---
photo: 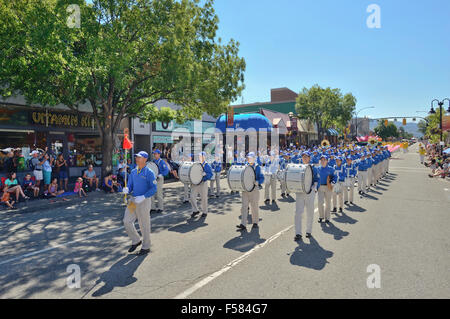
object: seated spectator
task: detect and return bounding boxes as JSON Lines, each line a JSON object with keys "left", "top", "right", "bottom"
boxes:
{"left": 74, "top": 177, "right": 87, "bottom": 198}
{"left": 4, "top": 172, "right": 29, "bottom": 202}
{"left": 83, "top": 164, "right": 100, "bottom": 192}
{"left": 1, "top": 187, "right": 15, "bottom": 209}
{"left": 45, "top": 178, "right": 67, "bottom": 202}
{"left": 22, "top": 173, "right": 40, "bottom": 198}
{"left": 102, "top": 172, "right": 120, "bottom": 193}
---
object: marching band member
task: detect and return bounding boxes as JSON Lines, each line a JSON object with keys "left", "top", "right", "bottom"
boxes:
{"left": 366, "top": 151, "right": 374, "bottom": 189}
{"left": 332, "top": 156, "right": 346, "bottom": 214}
{"left": 294, "top": 151, "right": 319, "bottom": 241}
{"left": 122, "top": 151, "right": 157, "bottom": 256}
{"left": 191, "top": 152, "right": 213, "bottom": 218}
{"left": 264, "top": 150, "right": 279, "bottom": 205}
{"left": 358, "top": 153, "right": 368, "bottom": 195}
{"left": 209, "top": 155, "right": 222, "bottom": 198}
{"left": 344, "top": 156, "right": 357, "bottom": 205}
{"left": 317, "top": 155, "right": 337, "bottom": 223}
{"left": 236, "top": 152, "right": 264, "bottom": 231}
{"left": 151, "top": 149, "right": 169, "bottom": 213}
{"left": 181, "top": 153, "right": 193, "bottom": 203}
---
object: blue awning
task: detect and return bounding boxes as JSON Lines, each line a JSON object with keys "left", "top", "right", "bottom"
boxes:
{"left": 327, "top": 128, "right": 339, "bottom": 136}
{"left": 216, "top": 113, "right": 273, "bottom": 132}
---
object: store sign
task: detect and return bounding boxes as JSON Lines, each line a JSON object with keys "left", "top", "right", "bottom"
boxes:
{"left": 153, "top": 135, "right": 173, "bottom": 143}
{"left": 155, "top": 120, "right": 215, "bottom": 133}
{"left": 30, "top": 110, "right": 95, "bottom": 128}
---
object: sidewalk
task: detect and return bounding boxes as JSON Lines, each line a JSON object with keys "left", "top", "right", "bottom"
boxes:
{"left": 1, "top": 175, "right": 228, "bottom": 215}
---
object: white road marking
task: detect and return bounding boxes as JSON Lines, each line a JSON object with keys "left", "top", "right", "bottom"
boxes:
{"left": 174, "top": 208, "right": 319, "bottom": 299}
{"left": 0, "top": 210, "right": 188, "bottom": 266}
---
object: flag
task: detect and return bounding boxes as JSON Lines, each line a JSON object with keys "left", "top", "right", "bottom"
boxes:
{"left": 123, "top": 133, "right": 133, "bottom": 150}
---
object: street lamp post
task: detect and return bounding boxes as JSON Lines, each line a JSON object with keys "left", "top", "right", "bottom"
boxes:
{"left": 354, "top": 106, "right": 375, "bottom": 138}
{"left": 429, "top": 98, "right": 450, "bottom": 154}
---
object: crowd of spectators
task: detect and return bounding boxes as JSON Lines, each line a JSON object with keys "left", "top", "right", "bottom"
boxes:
{"left": 420, "top": 142, "right": 450, "bottom": 179}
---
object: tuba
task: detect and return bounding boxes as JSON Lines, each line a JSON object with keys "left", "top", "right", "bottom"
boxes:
{"left": 321, "top": 139, "right": 331, "bottom": 148}
{"left": 368, "top": 137, "right": 378, "bottom": 146}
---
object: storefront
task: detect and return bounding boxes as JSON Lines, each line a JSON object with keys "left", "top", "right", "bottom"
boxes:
{"left": 0, "top": 103, "right": 102, "bottom": 178}
{"left": 151, "top": 119, "right": 217, "bottom": 158}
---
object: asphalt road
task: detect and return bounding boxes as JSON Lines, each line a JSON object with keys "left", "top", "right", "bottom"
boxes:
{"left": 0, "top": 143, "right": 448, "bottom": 299}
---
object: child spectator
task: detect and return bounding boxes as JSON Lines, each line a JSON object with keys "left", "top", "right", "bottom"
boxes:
{"left": 45, "top": 178, "right": 67, "bottom": 202}
{"left": 74, "top": 177, "right": 87, "bottom": 198}
{"left": 2, "top": 187, "right": 16, "bottom": 209}
{"left": 22, "top": 173, "right": 39, "bottom": 198}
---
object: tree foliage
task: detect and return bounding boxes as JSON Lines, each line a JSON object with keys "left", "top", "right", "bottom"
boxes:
{"left": 0, "top": 0, "right": 245, "bottom": 174}
{"left": 295, "top": 84, "right": 356, "bottom": 140}
{"left": 374, "top": 120, "right": 398, "bottom": 140}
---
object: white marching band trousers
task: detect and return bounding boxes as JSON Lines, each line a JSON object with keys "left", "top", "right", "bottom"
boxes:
{"left": 295, "top": 191, "right": 316, "bottom": 234}
{"left": 264, "top": 174, "right": 277, "bottom": 201}
{"left": 123, "top": 197, "right": 152, "bottom": 250}
{"left": 332, "top": 184, "right": 344, "bottom": 209}
{"left": 317, "top": 185, "right": 332, "bottom": 220}
{"left": 209, "top": 173, "right": 220, "bottom": 196}
{"left": 241, "top": 188, "right": 260, "bottom": 226}
{"left": 343, "top": 178, "right": 355, "bottom": 203}
{"left": 151, "top": 176, "right": 164, "bottom": 210}
{"left": 191, "top": 181, "right": 208, "bottom": 214}
{"left": 358, "top": 171, "right": 368, "bottom": 193}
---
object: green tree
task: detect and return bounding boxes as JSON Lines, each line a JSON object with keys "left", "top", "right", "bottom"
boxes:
{"left": 295, "top": 84, "right": 356, "bottom": 141}
{"left": 417, "top": 120, "right": 428, "bottom": 136}
{"left": 0, "top": 0, "right": 245, "bottom": 175}
{"left": 374, "top": 120, "right": 398, "bottom": 140}
{"left": 425, "top": 108, "right": 448, "bottom": 143}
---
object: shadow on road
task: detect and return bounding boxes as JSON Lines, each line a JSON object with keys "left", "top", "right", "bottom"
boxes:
{"left": 289, "top": 237, "right": 333, "bottom": 270}
{"left": 90, "top": 254, "right": 146, "bottom": 297}
{"left": 332, "top": 211, "right": 358, "bottom": 225}
{"left": 223, "top": 227, "right": 265, "bottom": 253}
{"left": 167, "top": 217, "right": 209, "bottom": 234}
{"left": 346, "top": 204, "right": 366, "bottom": 213}
{"left": 320, "top": 221, "right": 349, "bottom": 240}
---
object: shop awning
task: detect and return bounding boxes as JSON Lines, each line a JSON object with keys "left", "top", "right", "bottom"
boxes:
{"left": 327, "top": 128, "right": 339, "bottom": 136}
{"left": 216, "top": 113, "right": 273, "bottom": 132}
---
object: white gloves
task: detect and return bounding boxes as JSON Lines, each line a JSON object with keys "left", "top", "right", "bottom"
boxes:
{"left": 254, "top": 181, "right": 259, "bottom": 186}
{"left": 134, "top": 195, "right": 145, "bottom": 204}
{"left": 122, "top": 187, "right": 129, "bottom": 194}
{"left": 202, "top": 172, "right": 206, "bottom": 176}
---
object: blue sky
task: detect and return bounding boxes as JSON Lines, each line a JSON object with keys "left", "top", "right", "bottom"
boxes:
{"left": 213, "top": 0, "right": 450, "bottom": 122}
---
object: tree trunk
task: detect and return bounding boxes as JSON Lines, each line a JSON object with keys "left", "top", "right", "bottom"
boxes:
{"left": 101, "top": 118, "right": 114, "bottom": 179}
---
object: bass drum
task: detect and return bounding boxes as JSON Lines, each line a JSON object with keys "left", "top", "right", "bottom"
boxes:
{"left": 178, "top": 162, "right": 204, "bottom": 185}
{"left": 146, "top": 161, "right": 160, "bottom": 177}
{"left": 227, "top": 165, "right": 256, "bottom": 192}
{"left": 285, "top": 164, "right": 313, "bottom": 194}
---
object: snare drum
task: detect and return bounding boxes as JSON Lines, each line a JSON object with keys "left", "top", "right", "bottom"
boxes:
{"left": 343, "top": 177, "right": 352, "bottom": 187}
{"left": 276, "top": 169, "right": 286, "bottom": 183}
{"left": 178, "top": 162, "right": 204, "bottom": 185}
{"left": 333, "top": 182, "right": 343, "bottom": 194}
{"left": 227, "top": 165, "right": 256, "bottom": 192}
{"left": 146, "top": 162, "right": 160, "bottom": 177}
{"left": 285, "top": 164, "right": 313, "bottom": 194}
